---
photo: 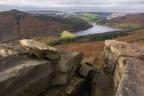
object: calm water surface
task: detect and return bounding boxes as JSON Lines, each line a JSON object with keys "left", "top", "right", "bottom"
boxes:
{"left": 75, "top": 23, "right": 119, "bottom": 36}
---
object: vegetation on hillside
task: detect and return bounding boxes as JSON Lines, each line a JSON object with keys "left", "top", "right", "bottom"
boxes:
{"left": 105, "top": 13, "right": 144, "bottom": 30}
{"left": 117, "top": 23, "right": 143, "bottom": 29}
{"left": 35, "top": 15, "right": 92, "bottom": 32}
{"left": 106, "top": 23, "right": 143, "bottom": 30}
{"left": 60, "top": 30, "right": 76, "bottom": 39}
{"left": 76, "top": 13, "right": 99, "bottom": 22}
{"left": 74, "top": 13, "right": 107, "bottom": 24}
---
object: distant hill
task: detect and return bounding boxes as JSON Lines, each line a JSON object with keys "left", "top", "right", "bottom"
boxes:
{"left": 107, "top": 13, "right": 127, "bottom": 20}
{"left": 74, "top": 12, "right": 112, "bottom": 17}
{"left": 106, "top": 13, "right": 144, "bottom": 29}
{"left": 28, "top": 10, "right": 64, "bottom": 15}
{"left": 73, "top": 12, "right": 110, "bottom": 24}
{"left": 0, "top": 9, "right": 91, "bottom": 42}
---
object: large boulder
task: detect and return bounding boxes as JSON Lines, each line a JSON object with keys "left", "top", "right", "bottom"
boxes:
{"left": 20, "top": 39, "right": 60, "bottom": 60}
{"left": 51, "top": 51, "right": 83, "bottom": 86}
{"left": 57, "top": 51, "right": 83, "bottom": 73}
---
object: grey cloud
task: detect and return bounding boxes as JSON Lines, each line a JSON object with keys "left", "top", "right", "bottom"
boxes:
{"left": 0, "top": 0, "right": 144, "bottom": 12}
{"left": 0, "top": 0, "right": 144, "bottom": 6}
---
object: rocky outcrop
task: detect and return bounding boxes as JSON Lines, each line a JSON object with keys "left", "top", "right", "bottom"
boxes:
{"left": 104, "top": 40, "right": 144, "bottom": 96}
{"left": 0, "top": 39, "right": 83, "bottom": 96}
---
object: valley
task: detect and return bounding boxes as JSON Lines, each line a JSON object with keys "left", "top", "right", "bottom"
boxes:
{"left": 0, "top": 9, "right": 144, "bottom": 96}
{"left": 0, "top": 9, "right": 91, "bottom": 42}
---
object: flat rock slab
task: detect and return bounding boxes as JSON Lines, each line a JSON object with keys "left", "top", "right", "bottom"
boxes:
{"left": 105, "top": 40, "right": 144, "bottom": 58}
{"left": 20, "top": 39, "right": 57, "bottom": 51}
{"left": 0, "top": 55, "right": 28, "bottom": 72}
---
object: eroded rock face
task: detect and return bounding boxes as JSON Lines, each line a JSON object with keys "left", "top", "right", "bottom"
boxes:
{"left": 115, "top": 58, "right": 144, "bottom": 96}
{"left": 0, "top": 58, "right": 54, "bottom": 96}
{"left": 104, "top": 40, "right": 144, "bottom": 96}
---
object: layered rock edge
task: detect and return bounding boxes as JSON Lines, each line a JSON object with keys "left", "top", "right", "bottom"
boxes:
{"left": 104, "top": 40, "right": 144, "bottom": 96}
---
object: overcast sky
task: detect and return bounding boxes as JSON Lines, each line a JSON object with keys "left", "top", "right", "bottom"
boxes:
{"left": 0, "top": 0, "right": 144, "bottom": 12}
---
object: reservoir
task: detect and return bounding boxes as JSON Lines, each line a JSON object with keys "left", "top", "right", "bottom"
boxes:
{"left": 75, "top": 23, "right": 119, "bottom": 36}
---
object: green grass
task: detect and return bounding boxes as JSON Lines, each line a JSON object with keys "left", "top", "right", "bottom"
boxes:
{"left": 75, "top": 13, "right": 100, "bottom": 22}
{"left": 75, "top": 13, "right": 107, "bottom": 24}
{"left": 80, "top": 13, "right": 99, "bottom": 21}
{"left": 60, "top": 30, "right": 76, "bottom": 39}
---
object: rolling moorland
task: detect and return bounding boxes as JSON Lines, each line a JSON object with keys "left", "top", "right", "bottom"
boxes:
{"left": 0, "top": 10, "right": 144, "bottom": 96}
{"left": 0, "top": 9, "right": 91, "bottom": 42}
